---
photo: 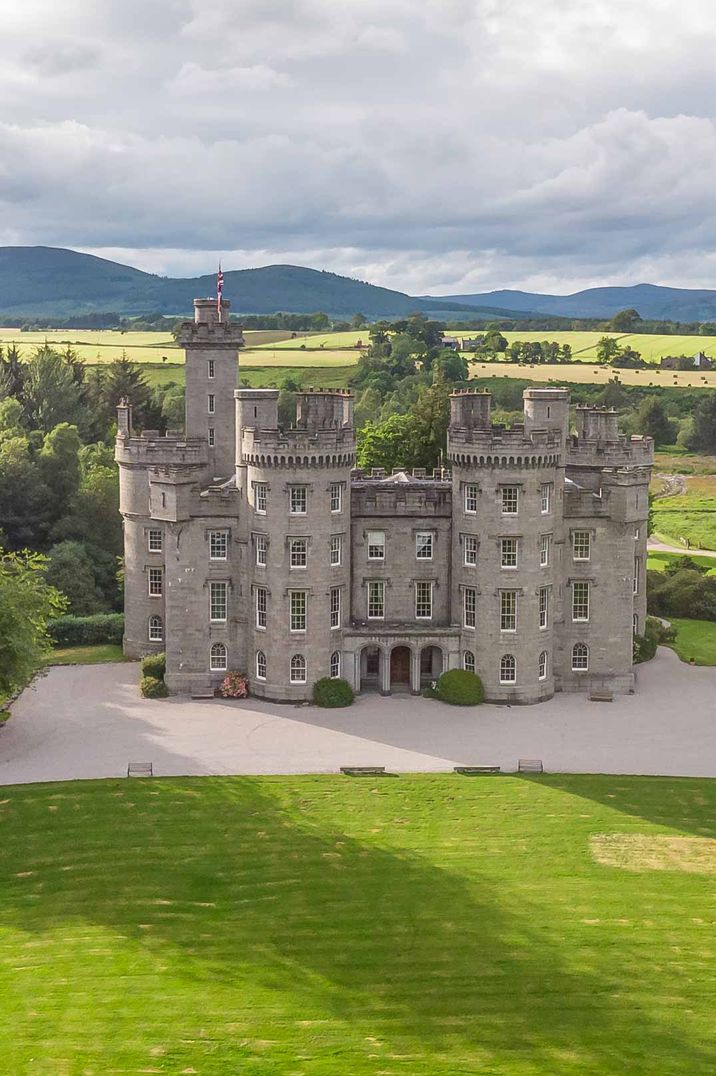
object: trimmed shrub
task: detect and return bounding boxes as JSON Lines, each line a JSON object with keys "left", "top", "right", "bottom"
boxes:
{"left": 312, "top": 677, "right": 354, "bottom": 708}
{"left": 47, "top": 613, "right": 124, "bottom": 648}
{"left": 634, "top": 616, "right": 675, "bottom": 664}
{"left": 435, "top": 669, "right": 485, "bottom": 706}
{"left": 141, "top": 652, "right": 166, "bottom": 680}
{"left": 140, "top": 675, "right": 168, "bottom": 699}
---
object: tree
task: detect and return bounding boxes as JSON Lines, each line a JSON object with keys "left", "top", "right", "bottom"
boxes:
{"left": 0, "top": 435, "right": 52, "bottom": 549}
{"left": 596, "top": 337, "right": 621, "bottom": 363}
{"left": 686, "top": 393, "right": 716, "bottom": 452}
{"left": 357, "top": 412, "right": 417, "bottom": 472}
{"left": 100, "top": 354, "right": 159, "bottom": 430}
{"left": 0, "top": 548, "right": 66, "bottom": 697}
{"left": 407, "top": 378, "right": 451, "bottom": 470}
{"left": 610, "top": 308, "right": 642, "bottom": 332}
{"left": 45, "top": 540, "right": 106, "bottom": 615}
{"left": 22, "top": 346, "right": 86, "bottom": 432}
{"left": 431, "top": 349, "right": 469, "bottom": 383}
{"left": 37, "top": 423, "right": 82, "bottom": 522}
{"left": 351, "top": 314, "right": 366, "bottom": 329}
{"left": 483, "top": 329, "right": 508, "bottom": 352}
{"left": 353, "top": 387, "right": 383, "bottom": 431}
{"left": 635, "top": 398, "right": 676, "bottom": 446}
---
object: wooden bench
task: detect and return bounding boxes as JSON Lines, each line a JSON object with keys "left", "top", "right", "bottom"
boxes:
{"left": 518, "top": 758, "right": 544, "bottom": 774}
{"left": 127, "top": 762, "right": 153, "bottom": 778}
{"left": 589, "top": 690, "right": 614, "bottom": 703}
{"left": 191, "top": 692, "right": 215, "bottom": 700}
{"left": 340, "top": 766, "right": 387, "bottom": 777}
{"left": 454, "top": 765, "right": 501, "bottom": 776}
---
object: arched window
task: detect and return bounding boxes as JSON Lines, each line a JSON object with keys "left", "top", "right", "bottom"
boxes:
{"left": 633, "top": 612, "right": 639, "bottom": 635}
{"left": 210, "top": 642, "right": 227, "bottom": 671}
{"left": 572, "top": 643, "right": 589, "bottom": 671}
{"left": 330, "top": 650, "right": 340, "bottom": 679}
{"left": 500, "top": 654, "right": 516, "bottom": 684}
{"left": 463, "top": 650, "right": 475, "bottom": 673}
{"left": 148, "top": 614, "right": 163, "bottom": 642}
{"left": 538, "top": 650, "right": 548, "bottom": 681}
{"left": 256, "top": 650, "right": 267, "bottom": 680}
{"left": 290, "top": 654, "right": 307, "bottom": 683}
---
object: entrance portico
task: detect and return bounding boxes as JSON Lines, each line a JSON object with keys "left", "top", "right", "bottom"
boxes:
{"left": 344, "top": 629, "right": 460, "bottom": 696}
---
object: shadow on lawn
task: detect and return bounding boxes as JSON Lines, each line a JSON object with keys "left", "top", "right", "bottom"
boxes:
{"left": 533, "top": 773, "right": 716, "bottom": 839}
{"left": 2, "top": 775, "right": 715, "bottom": 1073}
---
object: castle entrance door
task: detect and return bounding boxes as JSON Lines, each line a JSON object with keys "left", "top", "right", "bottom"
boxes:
{"left": 390, "top": 646, "right": 411, "bottom": 690}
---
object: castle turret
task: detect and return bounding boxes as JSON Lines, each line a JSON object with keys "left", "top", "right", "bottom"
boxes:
{"left": 176, "top": 298, "right": 244, "bottom": 482}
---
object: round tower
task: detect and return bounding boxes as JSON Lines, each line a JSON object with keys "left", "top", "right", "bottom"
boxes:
{"left": 447, "top": 388, "right": 567, "bottom": 702}
{"left": 236, "top": 388, "right": 355, "bottom": 700}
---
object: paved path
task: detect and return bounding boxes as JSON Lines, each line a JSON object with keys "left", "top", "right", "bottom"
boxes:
{"left": 648, "top": 538, "right": 716, "bottom": 558}
{"left": 1, "top": 648, "right": 715, "bottom": 785}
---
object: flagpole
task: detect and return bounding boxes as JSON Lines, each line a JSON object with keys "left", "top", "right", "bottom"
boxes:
{"left": 217, "top": 262, "right": 223, "bottom": 323}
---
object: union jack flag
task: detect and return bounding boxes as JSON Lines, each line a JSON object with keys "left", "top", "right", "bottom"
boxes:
{"left": 217, "top": 264, "right": 224, "bottom": 319}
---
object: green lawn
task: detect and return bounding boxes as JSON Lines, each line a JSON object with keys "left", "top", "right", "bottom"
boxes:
{"left": 1, "top": 774, "right": 716, "bottom": 1073}
{"left": 47, "top": 643, "right": 126, "bottom": 665}
{"left": 647, "top": 551, "right": 716, "bottom": 574}
{"left": 666, "top": 618, "right": 716, "bottom": 665}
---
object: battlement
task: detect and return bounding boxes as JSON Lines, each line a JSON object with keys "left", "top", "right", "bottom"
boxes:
{"left": 447, "top": 423, "right": 563, "bottom": 468}
{"left": 115, "top": 433, "right": 208, "bottom": 469}
{"left": 351, "top": 467, "right": 451, "bottom": 482}
{"left": 240, "top": 424, "right": 356, "bottom": 468}
{"left": 351, "top": 481, "right": 452, "bottom": 517}
{"left": 567, "top": 433, "right": 653, "bottom": 469}
{"left": 176, "top": 298, "right": 244, "bottom": 348}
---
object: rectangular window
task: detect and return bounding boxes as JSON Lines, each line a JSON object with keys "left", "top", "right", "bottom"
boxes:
{"left": 209, "top": 581, "right": 227, "bottom": 622}
{"left": 148, "top": 567, "right": 163, "bottom": 597}
{"left": 539, "top": 534, "right": 550, "bottom": 567}
{"left": 464, "top": 534, "right": 478, "bottom": 566}
{"left": 572, "top": 530, "right": 591, "bottom": 561}
{"left": 367, "top": 530, "right": 385, "bottom": 560}
{"left": 633, "top": 558, "right": 639, "bottom": 595}
{"left": 330, "top": 483, "right": 342, "bottom": 512}
{"left": 572, "top": 581, "right": 590, "bottom": 622}
{"left": 209, "top": 530, "right": 228, "bottom": 560}
{"left": 539, "top": 586, "right": 550, "bottom": 629}
{"left": 367, "top": 581, "right": 384, "bottom": 619}
{"left": 148, "top": 529, "right": 163, "bottom": 553}
{"left": 290, "top": 537, "right": 308, "bottom": 568}
{"left": 464, "top": 484, "right": 479, "bottom": 513}
{"left": 208, "top": 427, "right": 215, "bottom": 447}
{"left": 500, "top": 537, "right": 518, "bottom": 568}
{"left": 207, "top": 359, "right": 215, "bottom": 379}
{"left": 254, "top": 482, "right": 268, "bottom": 513}
{"left": 255, "top": 533, "right": 267, "bottom": 567}
{"left": 500, "top": 590, "right": 517, "bottom": 631}
{"left": 501, "top": 486, "right": 519, "bottom": 514}
{"left": 290, "top": 486, "right": 307, "bottom": 514}
{"left": 330, "top": 535, "right": 342, "bottom": 566}
{"left": 415, "top": 581, "right": 433, "bottom": 620}
{"left": 463, "top": 587, "right": 476, "bottom": 629}
{"left": 207, "top": 393, "right": 215, "bottom": 415}
{"left": 540, "top": 483, "right": 552, "bottom": 514}
{"left": 290, "top": 590, "right": 307, "bottom": 631}
{"left": 415, "top": 532, "right": 433, "bottom": 559}
{"left": 330, "top": 587, "right": 341, "bottom": 629}
{"left": 256, "top": 586, "right": 267, "bottom": 629}
{"left": 148, "top": 617, "right": 163, "bottom": 642}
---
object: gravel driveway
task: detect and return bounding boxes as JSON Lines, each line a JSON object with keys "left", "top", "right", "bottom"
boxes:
{"left": 1, "top": 647, "right": 714, "bottom": 785}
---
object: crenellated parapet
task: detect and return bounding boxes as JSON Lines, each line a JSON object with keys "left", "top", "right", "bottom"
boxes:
{"left": 115, "top": 433, "right": 208, "bottom": 469}
{"left": 566, "top": 434, "right": 653, "bottom": 470}
{"left": 175, "top": 298, "right": 245, "bottom": 349}
{"left": 240, "top": 427, "right": 355, "bottom": 468}
{"left": 447, "top": 425, "right": 563, "bottom": 468}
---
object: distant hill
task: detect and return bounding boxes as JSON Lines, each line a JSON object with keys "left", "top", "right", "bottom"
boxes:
{"left": 425, "top": 283, "right": 716, "bottom": 322}
{"left": 0, "top": 247, "right": 523, "bottom": 320}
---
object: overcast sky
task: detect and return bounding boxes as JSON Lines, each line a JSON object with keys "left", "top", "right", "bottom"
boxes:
{"left": 2, "top": 0, "right": 716, "bottom": 294}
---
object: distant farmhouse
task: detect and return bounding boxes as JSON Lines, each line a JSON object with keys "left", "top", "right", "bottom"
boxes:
{"left": 117, "top": 298, "right": 653, "bottom": 704}
{"left": 441, "top": 334, "right": 484, "bottom": 351}
{"left": 661, "top": 351, "right": 714, "bottom": 370}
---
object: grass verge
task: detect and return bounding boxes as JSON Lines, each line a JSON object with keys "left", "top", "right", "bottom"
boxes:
{"left": 665, "top": 617, "right": 716, "bottom": 665}
{"left": 1, "top": 774, "right": 716, "bottom": 1073}
{"left": 47, "top": 644, "right": 127, "bottom": 666}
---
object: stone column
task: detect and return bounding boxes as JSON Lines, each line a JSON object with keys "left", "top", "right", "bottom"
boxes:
{"left": 380, "top": 647, "right": 391, "bottom": 695}
{"left": 410, "top": 648, "right": 421, "bottom": 695}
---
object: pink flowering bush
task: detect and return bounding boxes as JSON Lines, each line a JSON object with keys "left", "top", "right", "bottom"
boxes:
{"left": 219, "top": 672, "right": 249, "bottom": 699}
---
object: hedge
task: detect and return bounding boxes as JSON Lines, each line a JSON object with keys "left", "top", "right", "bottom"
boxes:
{"left": 140, "top": 675, "right": 169, "bottom": 699}
{"left": 312, "top": 677, "right": 354, "bottom": 708}
{"left": 435, "top": 669, "right": 485, "bottom": 706}
{"left": 48, "top": 613, "right": 124, "bottom": 648}
{"left": 141, "top": 652, "right": 166, "bottom": 680}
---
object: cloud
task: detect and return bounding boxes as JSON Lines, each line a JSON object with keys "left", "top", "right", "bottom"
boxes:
{"left": 1, "top": 0, "right": 716, "bottom": 292}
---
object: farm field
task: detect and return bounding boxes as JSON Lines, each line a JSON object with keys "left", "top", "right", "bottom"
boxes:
{"left": 2, "top": 773, "right": 716, "bottom": 1074}
{"left": 468, "top": 360, "right": 716, "bottom": 388}
{"left": 0, "top": 328, "right": 294, "bottom": 364}
{"left": 651, "top": 474, "right": 716, "bottom": 551}
{"left": 493, "top": 331, "right": 716, "bottom": 363}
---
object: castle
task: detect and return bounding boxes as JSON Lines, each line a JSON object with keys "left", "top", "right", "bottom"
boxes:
{"left": 116, "top": 298, "right": 653, "bottom": 703}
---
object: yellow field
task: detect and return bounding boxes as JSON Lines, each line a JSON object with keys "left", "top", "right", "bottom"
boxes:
{"left": 468, "top": 361, "right": 716, "bottom": 389}
{"left": 252, "top": 330, "right": 367, "bottom": 350}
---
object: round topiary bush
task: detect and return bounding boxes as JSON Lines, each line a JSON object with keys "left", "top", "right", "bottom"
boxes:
{"left": 140, "top": 675, "right": 169, "bottom": 699}
{"left": 435, "top": 668, "right": 484, "bottom": 706}
{"left": 141, "top": 652, "right": 166, "bottom": 680}
{"left": 312, "top": 677, "right": 354, "bottom": 708}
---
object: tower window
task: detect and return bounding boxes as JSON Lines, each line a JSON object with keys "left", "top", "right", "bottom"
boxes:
{"left": 209, "top": 581, "right": 227, "bottom": 622}
{"left": 209, "top": 530, "right": 228, "bottom": 560}
{"left": 501, "top": 486, "right": 519, "bottom": 514}
{"left": 148, "top": 529, "right": 163, "bottom": 553}
{"left": 290, "top": 590, "right": 307, "bottom": 632}
{"left": 207, "top": 359, "right": 215, "bottom": 379}
{"left": 207, "top": 393, "right": 215, "bottom": 415}
{"left": 367, "top": 581, "right": 385, "bottom": 619}
{"left": 210, "top": 642, "right": 227, "bottom": 671}
{"left": 572, "top": 643, "right": 589, "bottom": 671}
{"left": 290, "top": 654, "right": 307, "bottom": 683}
{"left": 330, "top": 587, "right": 341, "bottom": 629}
{"left": 148, "top": 615, "right": 163, "bottom": 642}
{"left": 500, "top": 654, "right": 516, "bottom": 684}
{"left": 464, "top": 535, "right": 478, "bottom": 565}
{"left": 500, "top": 590, "right": 517, "bottom": 631}
{"left": 572, "top": 582, "right": 590, "bottom": 622}
{"left": 463, "top": 587, "right": 476, "bottom": 628}
{"left": 256, "top": 586, "right": 267, "bottom": 629}
{"left": 290, "top": 486, "right": 307, "bottom": 514}
{"left": 148, "top": 568, "right": 163, "bottom": 597}
{"left": 208, "top": 427, "right": 215, "bottom": 447}
{"left": 256, "top": 650, "right": 267, "bottom": 680}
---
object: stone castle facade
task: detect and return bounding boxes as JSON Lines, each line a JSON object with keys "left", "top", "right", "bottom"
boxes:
{"left": 116, "top": 298, "right": 654, "bottom": 703}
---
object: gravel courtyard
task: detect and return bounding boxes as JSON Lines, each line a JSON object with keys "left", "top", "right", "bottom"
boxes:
{"left": 1, "top": 647, "right": 714, "bottom": 785}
